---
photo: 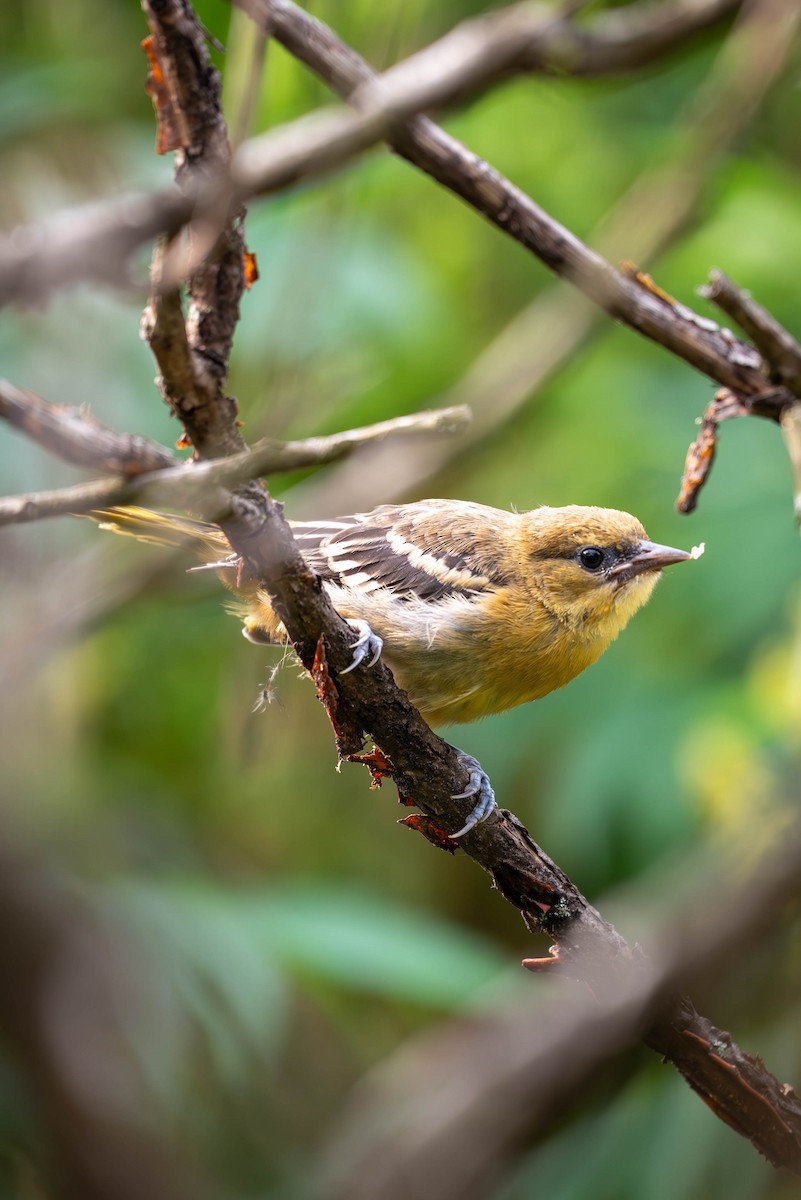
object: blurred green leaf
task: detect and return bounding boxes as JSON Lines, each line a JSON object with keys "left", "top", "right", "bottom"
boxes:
{"left": 111, "top": 878, "right": 509, "bottom": 1011}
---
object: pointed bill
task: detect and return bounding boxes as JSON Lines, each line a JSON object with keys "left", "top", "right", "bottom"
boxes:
{"left": 610, "top": 539, "right": 693, "bottom": 584}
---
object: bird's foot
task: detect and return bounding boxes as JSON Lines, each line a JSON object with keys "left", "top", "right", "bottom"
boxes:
{"left": 450, "top": 751, "right": 497, "bottom": 839}
{"left": 341, "top": 618, "right": 384, "bottom": 674}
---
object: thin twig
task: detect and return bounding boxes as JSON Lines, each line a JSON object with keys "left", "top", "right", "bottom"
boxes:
{"left": 701, "top": 268, "right": 801, "bottom": 394}
{"left": 679, "top": 265, "right": 801, "bottom": 510}
{"left": 0, "top": 380, "right": 177, "bottom": 475}
{"left": 0, "top": 406, "right": 471, "bottom": 526}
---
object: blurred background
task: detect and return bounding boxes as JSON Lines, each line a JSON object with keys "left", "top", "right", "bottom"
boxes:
{"left": 1, "top": 0, "right": 801, "bottom": 1196}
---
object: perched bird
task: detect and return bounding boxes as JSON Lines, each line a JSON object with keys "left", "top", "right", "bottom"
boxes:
{"left": 91, "top": 500, "right": 698, "bottom": 835}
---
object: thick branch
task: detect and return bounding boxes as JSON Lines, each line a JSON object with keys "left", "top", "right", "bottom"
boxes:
{"left": 141, "top": 2, "right": 247, "bottom": 455}
{"left": 321, "top": 835, "right": 801, "bottom": 1198}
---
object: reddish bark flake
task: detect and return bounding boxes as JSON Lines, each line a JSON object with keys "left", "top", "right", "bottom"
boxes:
{"left": 347, "top": 747, "right": 393, "bottom": 789}
{"left": 399, "top": 813, "right": 458, "bottom": 853}
{"left": 141, "top": 35, "right": 182, "bottom": 155}
{"left": 243, "top": 251, "right": 260, "bottom": 289}
{"left": 311, "top": 636, "right": 338, "bottom": 717}
{"left": 620, "top": 260, "right": 677, "bottom": 306}
{"left": 521, "top": 953, "right": 561, "bottom": 973}
{"left": 310, "top": 636, "right": 362, "bottom": 757}
{"left": 694, "top": 1087, "right": 750, "bottom": 1136}
{"left": 681, "top": 1028, "right": 796, "bottom": 1137}
{"left": 677, "top": 418, "right": 718, "bottom": 514}
{"left": 676, "top": 389, "right": 748, "bottom": 513}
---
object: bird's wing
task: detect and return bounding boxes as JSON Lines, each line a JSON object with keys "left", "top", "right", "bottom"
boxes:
{"left": 290, "top": 501, "right": 512, "bottom": 601}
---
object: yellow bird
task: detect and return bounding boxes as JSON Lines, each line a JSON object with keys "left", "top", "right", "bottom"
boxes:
{"left": 92, "top": 500, "right": 697, "bottom": 835}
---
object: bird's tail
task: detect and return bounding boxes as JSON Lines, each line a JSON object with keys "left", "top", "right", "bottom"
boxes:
{"left": 86, "top": 506, "right": 231, "bottom": 559}
{"left": 86, "top": 507, "right": 269, "bottom": 632}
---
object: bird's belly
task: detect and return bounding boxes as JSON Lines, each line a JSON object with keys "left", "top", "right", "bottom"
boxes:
{"left": 379, "top": 611, "right": 603, "bottom": 726}
{"left": 385, "top": 642, "right": 587, "bottom": 726}
{"left": 316, "top": 585, "right": 608, "bottom": 728}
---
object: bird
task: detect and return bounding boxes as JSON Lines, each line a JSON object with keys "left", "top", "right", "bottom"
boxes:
{"left": 90, "top": 500, "right": 699, "bottom": 836}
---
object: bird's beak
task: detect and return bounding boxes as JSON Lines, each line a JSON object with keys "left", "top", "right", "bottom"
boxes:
{"left": 610, "top": 540, "right": 693, "bottom": 584}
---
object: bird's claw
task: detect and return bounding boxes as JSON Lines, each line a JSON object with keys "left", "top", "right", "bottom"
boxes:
{"left": 450, "top": 752, "right": 497, "bottom": 838}
{"left": 341, "top": 618, "right": 384, "bottom": 674}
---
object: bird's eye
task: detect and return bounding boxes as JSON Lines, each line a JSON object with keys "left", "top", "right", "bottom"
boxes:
{"left": 578, "top": 546, "right": 606, "bottom": 571}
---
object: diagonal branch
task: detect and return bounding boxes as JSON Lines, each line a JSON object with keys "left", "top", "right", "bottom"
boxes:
{"left": 1, "top": 0, "right": 741, "bottom": 306}
{"left": 0, "top": 380, "right": 177, "bottom": 475}
{"left": 320, "top": 834, "right": 801, "bottom": 1198}
{"left": 245, "top": 0, "right": 796, "bottom": 407}
{"left": 299, "top": 0, "right": 797, "bottom": 515}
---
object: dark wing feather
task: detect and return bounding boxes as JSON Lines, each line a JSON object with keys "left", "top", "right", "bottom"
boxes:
{"left": 289, "top": 501, "right": 511, "bottom": 601}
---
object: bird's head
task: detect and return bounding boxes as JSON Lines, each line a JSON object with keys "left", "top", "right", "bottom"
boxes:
{"left": 521, "top": 505, "right": 694, "bottom": 637}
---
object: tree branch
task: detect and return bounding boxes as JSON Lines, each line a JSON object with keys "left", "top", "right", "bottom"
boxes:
{"left": 0, "top": 0, "right": 742, "bottom": 306}
{"left": 5, "top": 0, "right": 798, "bottom": 1177}
{"left": 92, "top": 0, "right": 801, "bottom": 1172}
{"left": 701, "top": 268, "right": 801, "bottom": 394}
{"left": 0, "top": 405, "right": 471, "bottom": 526}
{"left": 245, "top": 0, "right": 795, "bottom": 405}
{"left": 299, "top": 0, "right": 797, "bottom": 516}
{"left": 320, "top": 834, "right": 801, "bottom": 1198}
{"left": 142, "top": 0, "right": 249, "bottom": 446}
{"left": 677, "top": 268, "right": 801, "bottom": 511}
{"left": 0, "top": 380, "right": 177, "bottom": 475}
